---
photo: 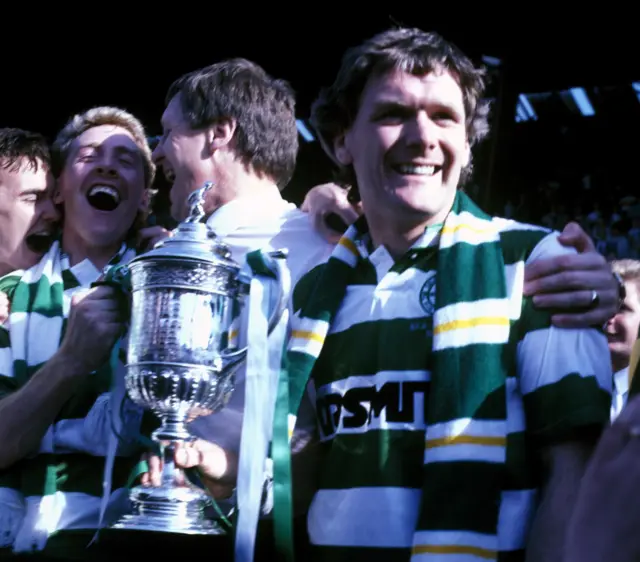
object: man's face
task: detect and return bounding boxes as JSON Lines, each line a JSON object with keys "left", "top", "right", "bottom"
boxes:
{"left": 55, "top": 124, "right": 147, "bottom": 248}
{"left": 335, "top": 69, "right": 470, "bottom": 230}
{"left": 0, "top": 160, "right": 58, "bottom": 274}
{"left": 605, "top": 281, "right": 640, "bottom": 369}
{"left": 153, "top": 95, "right": 217, "bottom": 221}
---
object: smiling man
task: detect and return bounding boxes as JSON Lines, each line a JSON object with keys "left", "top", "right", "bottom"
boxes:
{"left": 0, "top": 128, "right": 59, "bottom": 278}
{"left": 0, "top": 107, "right": 159, "bottom": 560}
{"left": 274, "top": 27, "right": 614, "bottom": 562}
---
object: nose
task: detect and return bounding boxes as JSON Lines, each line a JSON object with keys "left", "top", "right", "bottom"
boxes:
{"left": 406, "top": 112, "right": 438, "bottom": 149}
{"left": 604, "top": 314, "right": 619, "bottom": 334}
{"left": 42, "top": 197, "right": 61, "bottom": 224}
{"left": 151, "top": 139, "right": 164, "bottom": 164}
{"left": 95, "top": 151, "right": 120, "bottom": 178}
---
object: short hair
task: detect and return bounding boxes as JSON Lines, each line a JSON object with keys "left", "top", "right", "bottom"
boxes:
{"left": 0, "top": 128, "right": 51, "bottom": 174}
{"left": 311, "top": 27, "right": 490, "bottom": 196}
{"left": 51, "top": 106, "right": 155, "bottom": 189}
{"left": 612, "top": 259, "right": 640, "bottom": 293}
{"left": 166, "top": 58, "right": 298, "bottom": 189}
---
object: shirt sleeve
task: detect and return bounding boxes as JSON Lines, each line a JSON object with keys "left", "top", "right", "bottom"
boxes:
{"left": 517, "top": 232, "right": 613, "bottom": 443}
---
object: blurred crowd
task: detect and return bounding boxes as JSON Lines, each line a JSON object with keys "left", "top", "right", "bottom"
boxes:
{"left": 504, "top": 179, "right": 640, "bottom": 259}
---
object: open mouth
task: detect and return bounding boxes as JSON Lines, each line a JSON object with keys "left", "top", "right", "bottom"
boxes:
{"left": 86, "top": 185, "right": 121, "bottom": 211}
{"left": 393, "top": 164, "right": 443, "bottom": 176}
{"left": 25, "top": 231, "right": 55, "bottom": 254}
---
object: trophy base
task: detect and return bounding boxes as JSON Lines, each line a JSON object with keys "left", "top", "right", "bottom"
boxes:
{"left": 112, "top": 484, "right": 226, "bottom": 535}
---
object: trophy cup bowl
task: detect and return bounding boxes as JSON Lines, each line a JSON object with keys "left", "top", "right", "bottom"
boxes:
{"left": 111, "top": 183, "right": 289, "bottom": 534}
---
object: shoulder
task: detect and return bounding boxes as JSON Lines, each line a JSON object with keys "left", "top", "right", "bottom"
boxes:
{"left": 292, "top": 263, "right": 328, "bottom": 313}
{"left": 492, "top": 217, "right": 566, "bottom": 264}
{"left": 271, "top": 209, "right": 335, "bottom": 284}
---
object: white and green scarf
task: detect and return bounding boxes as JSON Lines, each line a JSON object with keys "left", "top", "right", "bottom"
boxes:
{"left": 271, "top": 191, "right": 512, "bottom": 560}
{"left": 0, "top": 240, "right": 138, "bottom": 553}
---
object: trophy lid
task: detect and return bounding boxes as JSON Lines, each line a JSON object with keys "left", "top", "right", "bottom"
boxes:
{"left": 130, "top": 182, "right": 239, "bottom": 269}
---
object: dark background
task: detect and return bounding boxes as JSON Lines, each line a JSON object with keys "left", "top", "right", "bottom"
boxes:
{"left": 2, "top": 11, "right": 638, "bottom": 216}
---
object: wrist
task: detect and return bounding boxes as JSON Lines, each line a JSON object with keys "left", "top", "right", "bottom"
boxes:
{"left": 52, "top": 348, "right": 92, "bottom": 379}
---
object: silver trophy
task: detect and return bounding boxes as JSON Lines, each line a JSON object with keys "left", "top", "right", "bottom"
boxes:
{"left": 111, "top": 182, "right": 289, "bottom": 534}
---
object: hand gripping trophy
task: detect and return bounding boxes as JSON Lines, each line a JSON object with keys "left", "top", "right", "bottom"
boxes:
{"left": 109, "top": 182, "right": 289, "bottom": 534}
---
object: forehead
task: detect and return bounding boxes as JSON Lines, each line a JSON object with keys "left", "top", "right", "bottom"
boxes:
{"left": 624, "top": 281, "right": 640, "bottom": 305}
{"left": 360, "top": 68, "right": 465, "bottom": 109}
{"left": 0, "top": 160, "right": 53, "bottom": 193}
{"left": 161, "top": 95, "right": 186, "bottom": 127}
{"left": 72, "top": 124, "right": 140, "bottom": 153}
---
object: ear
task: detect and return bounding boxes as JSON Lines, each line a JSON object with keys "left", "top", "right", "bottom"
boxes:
{"left": 205, "top": 118, "right": 237, "bottom": 154}
{"left": 333, "top": 131, "right": 353, "bottom": 166}
{"left": 462, "top": 139, "right": 471, "bottom": 168}
{"left": 52, "top": 186, "right": 63, "bottom": 205}
{"left": 139, "top": 188, "right": 151, "bottom": 213}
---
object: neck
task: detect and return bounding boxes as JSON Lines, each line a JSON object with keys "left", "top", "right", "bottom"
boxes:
{"left": 61, "top": 225, "right": 123, "bottom": 269}
{"left": 228, "top": 173, "right": 282, "bottom": 204}
{"left": 611, "top": 356, "right": 629, "bottom": 376}
{"left": 0, "top": 263, "right": 13, "bottom": 277}
{"left": 206, "top": 171, "right": 282, "bottom": 217}
{"left": 364, "top": 194, "right": 454, "bottom": 261}
{"left": 369, "top": 222, "right": 431, "bottom": 260}
{"left": 367, "top": 209, "right": 447, "bottom": 261}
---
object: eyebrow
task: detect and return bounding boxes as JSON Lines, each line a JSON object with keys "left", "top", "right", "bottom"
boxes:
{"left": 19, "top": 187, "right": 47, "bottom": 195}
{"left": 373, "top": 98, "right": 464, "bottom": 116}
{"left": 76, "top": 143, "right": 140, "bottom": 157}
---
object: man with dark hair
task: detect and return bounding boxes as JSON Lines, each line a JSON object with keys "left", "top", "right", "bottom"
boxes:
{"left": 151, "top": 58, "right": 334, "bottom": 561}
{"left": 272, "top": 27, "right": 612, "bottom": 562}
{"left": 148, "top": 52, "right": 621, "bottom": 562}
{"left": 157, "top": 57, "right": 300, "bottom": 221}
{"left": 0, "top": 128, "right": 59, "bottom": 277}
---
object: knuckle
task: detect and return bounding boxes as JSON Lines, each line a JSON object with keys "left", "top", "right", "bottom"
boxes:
{"left": 557, "top": 254, "right": 574, "bottom": 270}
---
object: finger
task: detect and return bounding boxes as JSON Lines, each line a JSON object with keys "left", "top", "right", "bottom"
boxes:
{"left": 192, "top": 440, "right": 229, "bottom": 481}
{"left": 532, "top": 287, "right": 616, "bottom": 310}
{"left": 84, "top": 285, "right": 123, "bottom": 301}
{"left": 318, "top": 225, "right": 344, "bottom": 245}
{"left": 525, "top": 270, "right": 608, "bottom": 298}
{"left": 137, "top": 226, "right": 167, "bottom": 237}
{"left": 312, "top": 212, "right": 343, "bottom": 245}
{"left": 137, "top": 226, "right": 170, "bottom": 248}
{"left": 174, "top": 470, "right": 187, "bottom": 487}
{"left": 557, "top": 222, "right": 596, "bottom": 253}
{"left": 329, "top": 202, "right": 360, "bottom": 226}
{"left": 147, "top": 455, "right": 163, "bottom": 487}
{"left": 551, "top": 310, "right": 612, "bottom": 328}
{"left": 524, "top": 252, "right": 606, "bottom": 284}
{"left": 174, "top": 442, "right": 202, "bottom": 469}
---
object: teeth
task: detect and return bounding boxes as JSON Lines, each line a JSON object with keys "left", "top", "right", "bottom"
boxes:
{"left": 396, "top": 164, "right": 437, "bottom": 176}
{"left": 88, "top": 185, "right": 120, "bottom": 202}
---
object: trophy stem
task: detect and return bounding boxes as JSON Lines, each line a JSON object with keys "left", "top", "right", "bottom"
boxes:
{"left": 152, "top": 413, "right": 192, "bottom": 443}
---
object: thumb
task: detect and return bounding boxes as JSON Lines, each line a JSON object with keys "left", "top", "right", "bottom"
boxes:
{"left": 557, "top": 221, "right": 595, "bottom": 253}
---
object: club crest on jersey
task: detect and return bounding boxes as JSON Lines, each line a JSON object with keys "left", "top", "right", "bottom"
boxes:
{"left": 419, "top": 275, "right": 437, "bottom": 315}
